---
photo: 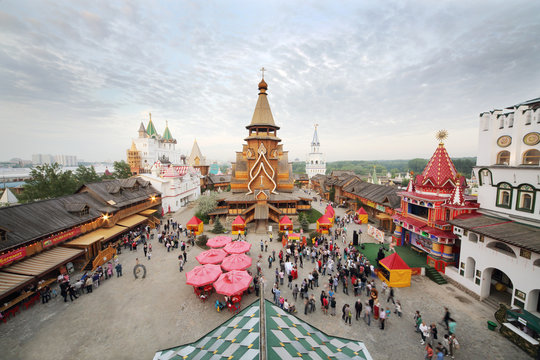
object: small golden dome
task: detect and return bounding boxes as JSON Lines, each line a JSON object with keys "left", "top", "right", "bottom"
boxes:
{"left": 258, "top": 78, "right": 268, "bottom": 90}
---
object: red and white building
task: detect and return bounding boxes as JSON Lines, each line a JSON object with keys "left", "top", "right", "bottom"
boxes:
{"left": 392, "top": 136, "right": 479, "bottom": 273}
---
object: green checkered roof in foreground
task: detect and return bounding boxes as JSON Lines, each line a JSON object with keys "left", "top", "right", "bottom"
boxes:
{"left": 265, "top": 300, "right": 372, "bottom": 360}
{"left": 154, "top": 299, "right": 372, "bottom": 360}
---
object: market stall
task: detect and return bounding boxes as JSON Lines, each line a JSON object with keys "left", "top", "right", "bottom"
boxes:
{"left": 187, "top": 216, "right": 204, "bottom": 235}
{"left": 377, "top": 252, "right": 411, "bottom": 288}
{"left": 231, "top": 216, "right": 246, "bottom": 235}
{"left": 279, "top": 216, "right": 293, "bottom": 232}
{"left": 316, "top": 214, "right": 332, "bottom": 234}
{"left": 356, "top": 207, "right": 368, "bottom": 224}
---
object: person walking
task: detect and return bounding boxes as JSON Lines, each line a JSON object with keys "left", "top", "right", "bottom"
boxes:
{"left": 430, "top": 323, "right": 438, "bottom": 346}
{"left": 420, "top": 321, "right": 430, "bottom": 345}
{"left": 344, "top": 304, "right": 352, "bottom": 326}
{"left": 355, "top": 298, "right": 363, "bottom": 321}
{"left": 293, "top": 284, "right": 299, "bottom": 301}
{"left": 330, "top": 296, "right": 337, "bottom": 316}
{"left": 179, "top": 257, "right": 184, "bottom": 272}
{"left": 268, "top": 255, "right": 273, "bottom": 269}
{"left": 387, "top": 287, "right": 395, "bottom": 304}
{"left": 363, "top": 302, "right": 371, "bottom": 326}
{"left": 425, "top": 343, "right": 434, "bottom": 360}
{"left": 260, "top": 240, "right": 264, "bottom": 252}
{"left": 442, "top": 307, "right": 451, "bottom": 330}
{"left": 448, "top": 334, "right": 459, "bottom": 359}
{"left": 394, "top": 300, "right": 402, "bottom": 317}
{"left": 379, "top": 306, "right": 386, "bottom": 330}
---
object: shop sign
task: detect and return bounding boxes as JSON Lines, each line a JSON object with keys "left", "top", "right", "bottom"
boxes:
{"left": 376, "top": 204, "right": 385, "bottom": 212}
{"left": 0, "top": 247, "right": 27, "bottom": 267}
{"left": 42, "top": 227, "right": 82, "bottom": 249}
{"left": 518, "top": 317, "right": 527, "bottom": 326}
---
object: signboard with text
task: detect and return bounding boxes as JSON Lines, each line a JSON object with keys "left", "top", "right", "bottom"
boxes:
{"left": 367, "top": 224, "right": 385, "bottom": 243}
{"left": 0, "top": 248, "right": 27, "bottom": 267}
{"left": 42, "top": 227, "right": 82, "bottom": 249}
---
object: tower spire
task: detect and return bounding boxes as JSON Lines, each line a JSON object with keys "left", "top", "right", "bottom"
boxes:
{"left": 311, "top": 124, "right": 320, "bottom": 147}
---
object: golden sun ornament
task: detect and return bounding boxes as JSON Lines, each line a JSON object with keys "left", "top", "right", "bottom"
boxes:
{"left": 436, "top": 129, "right": 448, "bottom": 143}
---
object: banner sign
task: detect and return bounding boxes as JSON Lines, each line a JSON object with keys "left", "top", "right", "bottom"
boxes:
{"left": 42, "top": 227, "right": 82, "bottom": 249}
{"left": 367, "top": 224, "right": 385, "bottom": 243}
{"left": 0, "top": 247, "right": 27, "bottom": 267}
{"left": 410, "top": 232, "right": 432, "bottom": 253}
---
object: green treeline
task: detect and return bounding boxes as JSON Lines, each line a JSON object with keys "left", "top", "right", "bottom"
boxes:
{"left": 293, "top": 157, "right": 476, "bottom": 178}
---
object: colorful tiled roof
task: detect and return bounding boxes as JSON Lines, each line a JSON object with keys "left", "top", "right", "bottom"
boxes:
{"left": 147, "top": 115, "right": 158, "bottom": 138}
{"left": 162, "top": 121, "right": 174, "bottom": 141}
{"left": 266, "top": 301, "right": 372, "bottom": 359}
{"left": 417, "top": 143, "right": 458, "bottom": 192}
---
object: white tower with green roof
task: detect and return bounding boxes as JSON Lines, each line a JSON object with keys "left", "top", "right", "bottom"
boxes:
{"left": 129, "top": 113, "right": 182, "bottom": 172}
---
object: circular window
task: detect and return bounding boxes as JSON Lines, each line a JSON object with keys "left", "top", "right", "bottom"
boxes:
{"left": 523, "top": 132, "right": 540, "bottom": 146}
{"left": 497, "top": 135, "right": 512, "bottom": 148}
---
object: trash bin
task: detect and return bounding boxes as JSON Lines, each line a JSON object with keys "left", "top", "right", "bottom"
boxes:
{"left": 487, "top": 320, "right": 498, "bottom": 331}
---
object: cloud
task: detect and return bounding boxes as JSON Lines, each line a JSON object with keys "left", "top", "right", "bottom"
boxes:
{"left": 0, "top": 0, "right": 539, "bottom": 163}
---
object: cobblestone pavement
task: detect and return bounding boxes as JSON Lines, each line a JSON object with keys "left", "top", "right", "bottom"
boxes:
{"left": 0, "top": 199, "right": 530, "bottom": 360}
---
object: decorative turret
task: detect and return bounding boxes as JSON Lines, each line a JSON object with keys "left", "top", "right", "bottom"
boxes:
{"left": 162, "top": 121, "right": 176, "bottom": 143}
{"left": 188, "top": 139, "right": 206, "bottom": 166}
{"left": 138, "top": 122, "right": 147, "bottom": 138}
{"left": 415, "top": 130, "right": 459, "bottom": 195}
{"left": 146, "top": 113, "right": 158, "bottom": 138}
{"left": 447, "top": 174, "right": 466, "bottom": 206}
{"left": 371, "top": 166, "right": 379, "bottom": 185}
{"left": 247, "top": 69, "right": 279, "bottom": 130}
{"left": 311, "top": 124, "right": 320, "bottom": 147}
{"left": 406, "top": 172, "right": 415, "bottom": 192}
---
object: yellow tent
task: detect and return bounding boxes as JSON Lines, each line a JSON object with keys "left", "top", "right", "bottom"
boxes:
{"left": 187, "top": 216, "right": 204, "bottom": 235}
{"left": 356, "top": 207, "right": 368, "bottom": 224}
{"left": 377, "top": 253, "right": 411, "bottom": 288}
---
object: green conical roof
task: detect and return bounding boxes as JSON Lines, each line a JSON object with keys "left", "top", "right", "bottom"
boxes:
{"left": 162, "top": 121, "right": 173, "bottom": 141}
{"left": 146, "top": 113, "right": 158, "bottom": 138}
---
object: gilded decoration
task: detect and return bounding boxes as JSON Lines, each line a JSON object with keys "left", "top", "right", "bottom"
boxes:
{"left": 497, "top": 135, "right": 512, "bottom": 148}
{"left": 523, "top": 132, "right": 540, "bottom": 146}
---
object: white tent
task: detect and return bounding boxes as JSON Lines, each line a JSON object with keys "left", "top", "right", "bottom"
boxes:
{"left": 0, "top": 187, "right": 18, "bottom": 206}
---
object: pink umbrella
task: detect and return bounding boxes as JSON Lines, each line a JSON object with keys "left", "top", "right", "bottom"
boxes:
{"left": 195, "top": 248, "right": 228, "bottom": 265}
{"left": 207, "top": 236, "right": 233, "bottom": 248}
{"left": 185, "top": 264, "right": 222, "bottom": 287}
{"left": 223, "top": 241, "right": 252, "bottom": 254}
{"left": 221, "top": 254, "right": 252, "bottom": 272}
{"left": 213, "top": 270, "right": 253, "bottom": 296}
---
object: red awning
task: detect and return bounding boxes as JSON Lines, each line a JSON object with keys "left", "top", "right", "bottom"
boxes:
{"left": 279, "top": 216, "right": 293, "bottom": 225}
{"left": 380, "top": 253, "right": 410, "bottom": 270}
{"left": 317, "top": 214, "right": 331, "bottom": 225}
{"left": 187, "top": 216, "right": 202, "bottom": 226}
{"left": 232, "top": 216, "right": 245, "bottom": 225}
{"left": 357, "top": 207, "right": 367, "bottom": 215}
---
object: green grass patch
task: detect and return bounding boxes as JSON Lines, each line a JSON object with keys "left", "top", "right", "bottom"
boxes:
{"left": 356, "top": 243, "right": 427, "bottom": 268}
{"left": 303, "top": 208, "right": 323, "bottom": 223}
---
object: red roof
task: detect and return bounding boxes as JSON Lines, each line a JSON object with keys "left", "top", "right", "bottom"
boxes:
{"left": 317, "top": 214, "right": 331, "bottom": 225}
{"left": 380, "top": 253, "right": 410, "bottom": 270}
{"left": 187, "top": 216, "right": 203, "bottom": 225}
{"left": 232, "top": 215, "right": 245, "bottom": 225}
{"left": 418, "top": 143, "right": 458, "bottom": 191}
{"left": 326, "top": 205, "right": 335, "bottom": 215}
{"left": 279, "top": 216, "right": 293, "bottom": 225}
{"left": 356, "top": 207, "right": 367, "bottom": 215}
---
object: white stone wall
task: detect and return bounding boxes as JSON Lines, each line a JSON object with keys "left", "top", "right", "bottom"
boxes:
{"left": 134, "top": 137, "right": 183, "bottom": 171}
{"left": 448, "top": 226, "right": 540, "bottom": 312}
{"left": 139, "top": 173, "right": 200, "bottom": 213}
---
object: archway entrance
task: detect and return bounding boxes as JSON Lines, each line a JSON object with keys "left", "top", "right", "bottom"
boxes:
{"left": 482, "top": 268, "right": 513, "bottom": 306}
{"left": 527, "top": 289, "right": 540, "bottom": 314}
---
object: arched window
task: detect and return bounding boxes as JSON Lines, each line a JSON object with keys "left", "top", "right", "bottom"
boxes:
{"left": 469, "top": 233, "right": 478, "bottom": 243}
{"left": 487, "top": 241, "right": 517, "bottom": 257}
{"left": 523, "top": 149, "right": 540, "bottom": 165}
{"left": 525, "top": 110, "right": 532, "bottom": 125}
{"left": 508, "top": 114, "right": 514, "bottom": 128}
{"left": 496, "top": 183, "right": 512, "bottom": 209}
{"left": 517, "top": 184, "right": 535, "bottom": 213}
{"left": 479, "top": 168, "right": 492, "bottom": 186}
{"left": 499, "top": 117, "right": 504, "bottom": 129}
{"left": 315, "top": 160, "right": 318, "bottom": 164}
{"left": 497, "top": 151, "right": 510, "bottom": 165}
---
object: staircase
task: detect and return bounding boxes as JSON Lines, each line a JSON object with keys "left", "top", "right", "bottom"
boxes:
{"left": 425, "top": 266, "right": 448, "bottom": 285}
{"left": 482, "top": 296, "right": 500, "bottom": 310}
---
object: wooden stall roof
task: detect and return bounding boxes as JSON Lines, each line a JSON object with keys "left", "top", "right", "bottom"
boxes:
{"left": 3, "top": 247, "right": 84, "bottom": 276}
{"left": 116, "top": 214, "right": 148, "bottom": 228}
{"left": 139, "top": 209, "right": 157, "bottom": 216}
{"left": 91, "top": 226, "right": 128, "bottom": 242}
{"left": 0, "top": 272, "right": 34, "bottom": 297}
{"left": 65, "top": 233, "right": 105, "bottom": 247}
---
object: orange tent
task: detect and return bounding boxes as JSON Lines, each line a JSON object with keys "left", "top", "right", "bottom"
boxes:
{"left": 231, "top": 215, "right": 246, "bottom": 235}
{"left": 279, "top": 216, "right": 293, "bottom": 232}
{"left": 356, "top": 207, "right": 368, "bottom": 224}
{"left": 377, "top": 252, "right": 411, "bottom": 287}
{"left": 187, "top": 216, "right": 204, "bottom": 235}
{"left": 316, "top": 214, "right": 332, "bottom": 234}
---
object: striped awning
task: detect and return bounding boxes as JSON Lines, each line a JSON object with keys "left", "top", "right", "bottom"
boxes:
{"left": 0, "top": 272, "right": 34, "bottom": 297}
{"left": 117, "top": 214, "right": 148, "bottom": 228}
{"left": 3, "top": 247, "right": 84, "bottom": 276}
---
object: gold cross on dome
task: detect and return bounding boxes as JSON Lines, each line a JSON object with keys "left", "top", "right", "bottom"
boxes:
{"left": 260, "top": 67, "right": 266, "bottom": 79}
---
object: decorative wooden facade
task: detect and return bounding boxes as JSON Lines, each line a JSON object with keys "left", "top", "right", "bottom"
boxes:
{"left": 213, "top": 77, "right": 311, "bottom": 226}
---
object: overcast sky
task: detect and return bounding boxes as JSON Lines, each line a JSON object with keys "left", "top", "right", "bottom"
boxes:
{"left": 1, "top": 0, "right": 539, "bottom": 163}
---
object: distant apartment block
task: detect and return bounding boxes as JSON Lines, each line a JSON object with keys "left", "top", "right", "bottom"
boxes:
{"left": 32, "top": 154, "right": 78, "bottom": 166}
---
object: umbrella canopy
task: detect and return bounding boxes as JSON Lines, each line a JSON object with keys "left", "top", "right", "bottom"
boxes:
{"left": 213, "top": 270, "right": 253, "bottom": 296}
{"left": 223, "top": 241, "right": 252, "bottom": 254}
{"left": 185, "top": 264, "right": 222, "bottom": 287}
{"left": 207, "top": 236, "right": 232, "bottom": 248}
{"left": 196, "top": 248, "right": 228, "bottom": 265}
{"left": 221, "top": 254, "right": 252, "bottom": 271}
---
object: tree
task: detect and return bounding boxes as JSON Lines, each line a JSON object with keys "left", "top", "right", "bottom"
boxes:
{"left": 74, "top": 165, "right": 101, "bottom": 186}
{"left": 212, "top": 217, "right": 225, "bottom": 234}
{"left": 19, "top": 163, "right": 78, "bottom": 203}
{"left": 299, "top": 212, "right": 310, "bottom": 232}
{"left": 113, "top": 160, "right": 132, "bottom": 179}
{"left": 408, "top": 158, "right": 428, "bottom": 174}
{"left": 401, "top": 178, "right": 410, "bottom": 187}
{"left": 196, "top": 192, "right": 218, "bottom": 218}
{"left": 329, "top": 186, "right": 335, "bottom": 202}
